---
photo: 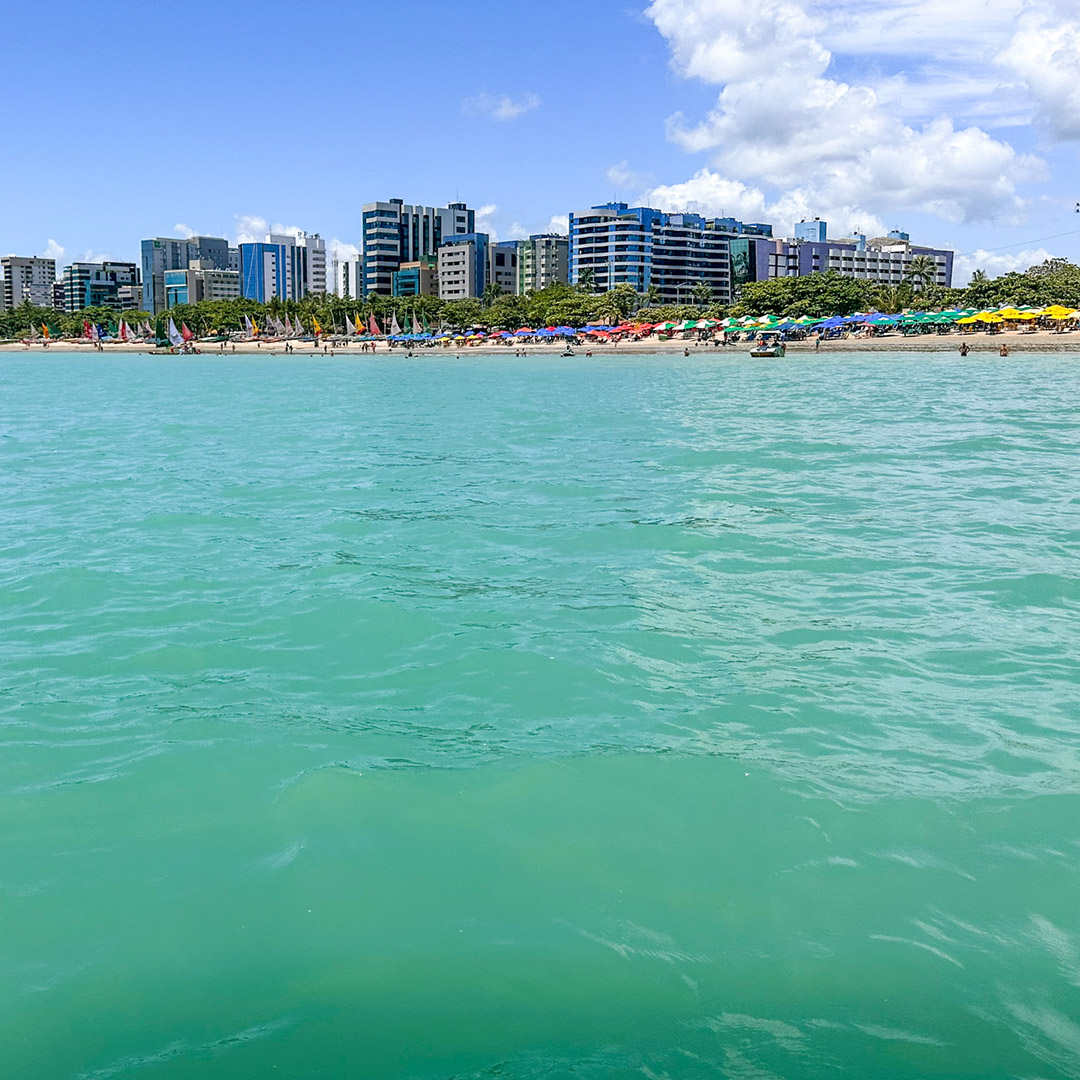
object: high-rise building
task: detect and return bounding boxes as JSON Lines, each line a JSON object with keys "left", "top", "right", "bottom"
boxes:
{"left": 61, "top": 262, "right": 141, "bottom": 313}
{"left": 238, "top": 231, "right": 326, "bottom": 302}
{"left": 437, "top": 233, "right": 490, "bottom": 300}
{"left": 1, "top": 256, "right": 57, "bottom": 309}
{"left": 299, "top": 232, "right": 327, "bottom": 296}
{"left": 569, "top": 203, "right": 772, "bottom": 304}
{"left": 490, "top": 242, "right": 519, "bottom": 295}
{"left": 164, "top": 260, "right": 241, "bottom": 307}
{"left": 733, "top": 221, "right": 954, "bottom": 289}
{"left": 141, "top": 236, "right": 230, "bottom": 313}
{"left": 361, "top": 199, "right": 475, "bottom": 296}
{"left": 515, "top": 234, "right": 568, "bottom": 294}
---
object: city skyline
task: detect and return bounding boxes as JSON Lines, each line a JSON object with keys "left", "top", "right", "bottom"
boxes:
{"left": 2, "top": 0, "right": 1078, "bottom": 286}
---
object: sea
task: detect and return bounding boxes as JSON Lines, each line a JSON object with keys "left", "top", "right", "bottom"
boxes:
{"left": 2, "top": 351, "right": 1078, "bottom": 1079}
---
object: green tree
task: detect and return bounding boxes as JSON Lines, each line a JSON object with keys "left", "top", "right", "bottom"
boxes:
{"left": 692, "top": 281, "right": 713, "bottom": 308}
{"left": 905, "top": 255, "right": 939, "bottom": 292}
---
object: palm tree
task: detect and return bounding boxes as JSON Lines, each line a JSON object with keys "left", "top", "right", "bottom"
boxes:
{"left": 576, "top": 268, "right": 596, "bottom": 293}
{"left": 692, "top": 281, "right": 713, "bottom": 308}
{"left": 482, "top": 282, "right": 504, "bottom": 308}
{"left": 643, "top": 284, "right": 661, "bottom": 308}
{"left": 905, "top": 255, "right": 939, "bottom": 292}
{"left": 872, "top": 282, "right": 914, "bottom": 314}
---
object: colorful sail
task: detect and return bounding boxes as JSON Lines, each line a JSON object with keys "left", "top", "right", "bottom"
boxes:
{"left": 411, "top": 314, "right": 421, "bottom": 335}
{"left": 243, "top": 315, "right": 253, "bottom": 336}
{"left": 354, "top": 314, "right": 363, "bottom": 335}
{"left": 42, "top": 323, "right": 50, "bottom": 339}
{"left": 390, "top": 314, "right": 402, "bottom": 336}
{"left": 181, "top": 322, "right": 194, "bottom": 342}
{"left": 313, "top": 316, "right": 322, "bottom": 336}
{"left": 368, "top": 315, "right": 381, "bottom": 336}
{"left": 168, "top": 318, "right": 183, "bottom": 347}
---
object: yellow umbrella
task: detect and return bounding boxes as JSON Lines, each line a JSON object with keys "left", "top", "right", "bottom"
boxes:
{"left": 975, "top": 312, "right": 1004, "bottom": 323}
{"left": 1014, "top": 311, "right": 1039, "bottom": 320}
{"left": 997, "top": 308, "right": 1022, "bottom": 319}
{"left": 957, "top": 315, "right": 980, "bottom": 324}
{"left": 1043, "top": 305, "right": 1075, "bottom": 318}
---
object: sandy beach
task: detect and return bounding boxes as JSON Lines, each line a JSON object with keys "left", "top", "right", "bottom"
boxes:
{"left": 3, "top": 327, "right": 1080, "bottom": 356}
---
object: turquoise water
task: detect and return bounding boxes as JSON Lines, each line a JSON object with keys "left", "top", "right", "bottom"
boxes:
{"left": 2, "top": 352, "right": 1078, "bottom": 1079}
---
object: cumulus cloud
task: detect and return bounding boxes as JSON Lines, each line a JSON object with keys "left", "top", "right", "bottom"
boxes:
{"left": 474, "top": 204, "right": 501, "bottom": 241}
{"left": 233, "top": 215, "right": 307, "bottom": 244}
{"left": 607, "top": 161, "right": 654, "bottom": 191}
{"left": 954, "top": 248, "right": 1058, "bottom": 286}
{"left": 1000, "top": 3, "right": 1080, "bottom": 140}
{"left": 463, "top": 92, "right": 541, "bottom": 121}
{"left": 174, "top": 223, "right": 196, "bottom": 239}
{"left": 546, "top": 214, "right": 569, "bottom": 236}
{"left": 643, "top": 168, "right": 886, "bottom": 238}
{"left": 42, "top": 238, "right": 66, "bottom": 265}
{"left": 644, "top": 0, "right": 1050, "bottom": 232}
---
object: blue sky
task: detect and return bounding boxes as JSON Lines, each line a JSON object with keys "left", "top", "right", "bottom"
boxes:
{"left": 2, "top": 0, "right": 1078, "bottom": 283}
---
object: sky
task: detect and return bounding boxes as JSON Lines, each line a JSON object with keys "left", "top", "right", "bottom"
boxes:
{"left": 2, "top": 0, "right": 1078, "bottom": 285}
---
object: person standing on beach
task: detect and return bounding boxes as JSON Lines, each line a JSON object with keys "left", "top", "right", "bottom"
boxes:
{"left": 960, "top": 342, "right": 970, "bottom": 356}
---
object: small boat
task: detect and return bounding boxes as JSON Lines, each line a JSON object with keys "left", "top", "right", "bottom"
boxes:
{"left": 750, "top": 332, "right": 786, "bottom": 358}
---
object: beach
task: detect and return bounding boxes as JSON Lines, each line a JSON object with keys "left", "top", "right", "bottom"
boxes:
{"left": 4, "top": 326, "right": 1080, "bottom": 356}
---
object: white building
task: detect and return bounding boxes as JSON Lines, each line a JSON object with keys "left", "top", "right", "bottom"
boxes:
{"left": 2, "top": 255, "right": 57, "bottom": 309}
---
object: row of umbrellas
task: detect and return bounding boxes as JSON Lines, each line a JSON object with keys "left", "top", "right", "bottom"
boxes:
{"left": 385, "top": 306, "right": 1080, "bottom": 341}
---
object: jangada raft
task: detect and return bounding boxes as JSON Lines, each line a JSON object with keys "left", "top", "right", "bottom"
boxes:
{"left": 750, "top": 331, "right": 786, "bottom": 358}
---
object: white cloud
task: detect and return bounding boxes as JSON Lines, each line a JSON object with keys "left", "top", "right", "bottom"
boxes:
{"left": 42, "top": 238, "right": 66, "bottom": 265}
{"left": 75, "top": 249, "right": 114, "bottom": 265}
{"left": 234, "top": 215, "right": 268, "bottom": 244}
{"left": 463, "top": 92, "right": 541, "bottom": 121}
{"left": 954, "top": 247, "right": 1057, "bottom": 286}
{"left": 233, "top": 215, "right": 308, "bottom": 244}
{"left": 1000, "top": 3, "right": 1080, "bottom": 141}
{"left": 644, "top": 167, "right": 886, "bottom": 238}
{"left": 607, "top": 161, "right": 654, "bottom": 190}
{"left": 474, "top": 204, "right": 500, "bottom": 242}
{"left": 644, "top": 0, "right": 1049, "bottom": 233}
{"left": 174, "top": 223, "right": 196, "bottom": 239}
{"left": 546, "top": 214, "right": 569, "bottom": 237}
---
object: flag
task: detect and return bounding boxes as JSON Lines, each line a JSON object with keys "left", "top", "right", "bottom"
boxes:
{"left": 168, "top": 318, "right": 183, "bottom": 347}
{"left": 313, "top": 316, "right": 322, "bottom": 336}
{"left": 181, "top": 322, "right": 194, "bottom": 341}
